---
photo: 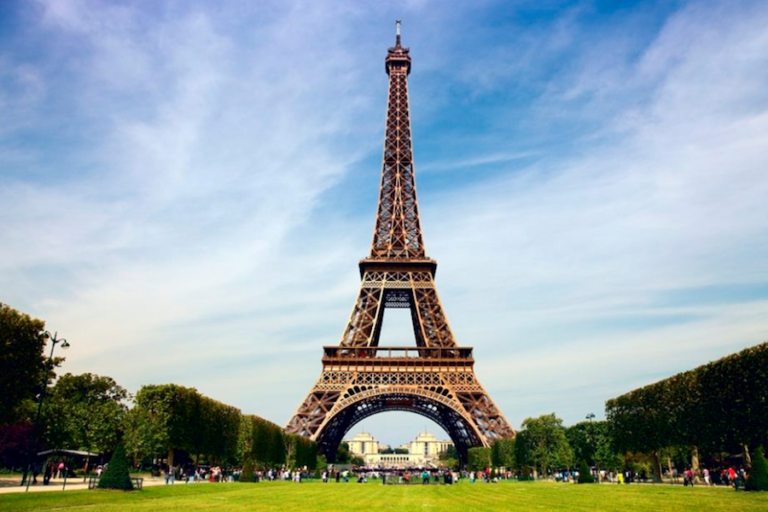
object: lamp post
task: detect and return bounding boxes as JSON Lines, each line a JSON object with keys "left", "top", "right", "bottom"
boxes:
{"left": 585, "top": 413, "right": 597, "bottom": 483}
{"left": 22, "top": 331, "right": 69, "bottom": 492}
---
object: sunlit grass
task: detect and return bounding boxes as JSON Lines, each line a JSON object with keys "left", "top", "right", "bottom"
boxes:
{"left": 1, "top": 479, "right": 764, "bottom": 512}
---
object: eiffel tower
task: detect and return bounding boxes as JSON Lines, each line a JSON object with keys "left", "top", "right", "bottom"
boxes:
{"left": 286, "top": 22, "right": 515, "bottom": 465}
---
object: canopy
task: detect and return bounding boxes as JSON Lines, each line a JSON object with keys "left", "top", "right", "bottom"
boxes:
{"left": 37, "top": 449, "right": 99, "bottom": 457}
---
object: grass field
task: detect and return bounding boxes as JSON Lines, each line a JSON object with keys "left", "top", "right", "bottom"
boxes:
{"left": 1, "top": 480, "right": 766, "bottom": 512}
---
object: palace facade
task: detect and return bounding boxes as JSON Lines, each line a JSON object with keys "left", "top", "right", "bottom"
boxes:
{"left": 344, "top": 431, "right": 453, "bottom": 468}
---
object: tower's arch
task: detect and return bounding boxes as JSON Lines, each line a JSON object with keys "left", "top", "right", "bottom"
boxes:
{"left": 315, "top": 387, "right": 484, "bottom": 465}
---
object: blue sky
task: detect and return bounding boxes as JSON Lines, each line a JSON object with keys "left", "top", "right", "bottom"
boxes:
{"left": 2, "top": 0, "right": 768, "bottom": 447}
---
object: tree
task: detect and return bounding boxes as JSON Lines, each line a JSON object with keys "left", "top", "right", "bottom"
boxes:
{"left": 0, "top": 303, "right": 60, "bottom": 426}
{"left": 491, "top": 438, "right": 516, "bottom": 469}
{"left": 0, "top": 422, "right": 42, "bottom": 470}
{"left": 468, "top": 447, "right": 491, "bottom": 471}
{"left": 129, "top": 384, "right": 242, "bottom": 466}
{"left": 98, "top": 444, "right": 133, "bottom": 491}
{"left": 439, "top": 445, "right": 458, "bottom": 461}
{"left": 43, "top": 373, "right": 129, "bottom": 463}
{"left": 567, "top": 420, "right": 621, "bottom": 478}
{"left": 350, "top": 455, "right": 365, "bottom": 467}
{"left": 123, "top": 406, "right": 167, "bottom": 468}
{"left": 518, "top": 414, "right": 572, "bottom": 477}
{"left": 745, "top": 446, "right": 768, "bottom": 492}
{"left": 336, "top": 442, "right": 351, "bottom": 463}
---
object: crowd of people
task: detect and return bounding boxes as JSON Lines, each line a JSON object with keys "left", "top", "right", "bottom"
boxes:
{"left": 150, "top": 462, "right": 753, "bottom": 489}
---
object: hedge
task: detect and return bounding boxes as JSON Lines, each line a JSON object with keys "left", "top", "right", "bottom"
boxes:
{"left": 606, "top": 341, "right": 768, "bottom": 457}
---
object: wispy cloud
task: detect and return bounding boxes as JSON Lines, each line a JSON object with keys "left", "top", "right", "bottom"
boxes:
{"left": 1, "top": 0, "right": 767, "bottom": 446}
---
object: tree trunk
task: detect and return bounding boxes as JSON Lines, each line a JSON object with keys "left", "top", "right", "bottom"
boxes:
{"left": 667, "top": 456, "right": 674, "bottom": 478}
{"left": 650, "top": 451, "right": 663, "bottom": 483}
{"left": 743, "top": 444, "right": 752, "bottom": 469}
{"left": 82, "top": 454, "right": 90, "bottom": 483}
{"left": 168, "top": 448, "right": 174, "bottom": 468}
{"left": 691, "top": 446, "right": 700, "bottom": 483}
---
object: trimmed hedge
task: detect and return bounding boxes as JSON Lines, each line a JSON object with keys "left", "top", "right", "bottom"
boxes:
{"left": 606, "top": 342, "right": 768, "bottom": 456}
{"left": 130, "top": 386, "right": 317, "bottom": 469}
{"left": 746, "top": 447, "right": 768, "bottom": 492}
{"left": 98, "top": 444, "right": 133, "bottom": 491}
{"left": 577, "top": 459, "right": 595, "bottom": 484}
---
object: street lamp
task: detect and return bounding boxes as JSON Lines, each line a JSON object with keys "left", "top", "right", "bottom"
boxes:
{"left": 585, "top": 413, "right": 597, "bottom": 483}
{"left": 22, "top": 331, "right": 70, "bottom": 492}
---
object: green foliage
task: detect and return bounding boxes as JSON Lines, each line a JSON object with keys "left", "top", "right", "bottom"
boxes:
{"left": 745, "top": 446, "right": 768, "bottom": 492}
{"left": 241, "top": 415, "right": 316, "bottom": 470}
{"left": 336, "top": 442, "right": 351, "bottom": 463}
{"left": 239, "top": 457, "right": 255, "bottom": 483}
{"left": 468, "top": 447, "right": 491, "bottom": 471}
{"left": 566, "top": 420, "right": 621, "bottom": 471}
{"left": 315, "top": 454, "right": 327, "bottom": 477}
{"left": 606, "top": 342, "right": 768, "bottom": 456}
{"left": 516, "top": 414, "right": 573, "bottom": 475}
{"left": 491, "top": 438, "right": 516, "bottom": 469}
{"left": 350, "top": 455, "right": 365, "bottom": 467}
{"left": 286, "top": 433, "right": 318, "bottom": 469}
{"left": 97, "top": 444, "right": 133, "bottom": 491}
{"left": 0, "top": 303, "right": 60, "bottom": 426}
{"left": 439, "top": 445, "right": 458, "bottom": 461}
{"left": 577, "top": 460, "right": 595, "bottom": 483}
{"left": 43, "top": 373, "right": 129, "bottom": 455}
{"left": 128, "top": 384, "right": 241, "bottom": 464}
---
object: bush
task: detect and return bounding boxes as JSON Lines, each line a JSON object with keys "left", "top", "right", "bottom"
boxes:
{"left": 578, "top": 460, "right": 595, "bottom": 484}
{"left": 98, "top": 444, "right": 133, "bottom": 491}
{"left": 745, "top": 446, "right": 768, "bottom": 492}
{"left": 240, "top": 457, "right": 255, "bottom": 483}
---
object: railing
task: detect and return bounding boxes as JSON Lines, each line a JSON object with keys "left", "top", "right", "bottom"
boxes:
{"left": 322, "top": 346, "right": 473, "bottom": 360}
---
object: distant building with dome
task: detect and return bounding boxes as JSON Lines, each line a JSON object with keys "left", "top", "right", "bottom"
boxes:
{"left": 342, "top": 431, "right": 453, "bottom": 468}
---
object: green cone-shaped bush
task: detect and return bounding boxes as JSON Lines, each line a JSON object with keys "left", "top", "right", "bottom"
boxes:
{"left": 578, "top": 460, "right": 595, "bottom": 484}
{"left": 98, "top": 444, "right": 134, "bottom": 491}
{"left": 746, "top": 446, "right": 768, "bottom": 492}
{"left": 239, "top": 457, "right": 255, "bottom": 483}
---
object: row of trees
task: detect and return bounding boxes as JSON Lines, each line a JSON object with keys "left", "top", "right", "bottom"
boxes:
{"left": 468, "top": 414, "right": 623, "bottom": 479}
{"left": 1, "top": 301, "right": 319, "bottom": 472}
{"left": 605, "top": 342, "right": 768, "bottom": 481}
{"left": 124, "top": 384, "right": 242, "bottom": 467}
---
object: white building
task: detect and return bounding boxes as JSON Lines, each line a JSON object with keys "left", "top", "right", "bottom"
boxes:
{"left": 346, "top": 431, "right": 379, "bottom": 456}
{"left": 343, "top": 431, "right": 453, "bottom": 468}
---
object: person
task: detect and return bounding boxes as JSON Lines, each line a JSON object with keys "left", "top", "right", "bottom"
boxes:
{"left": 44, "top": 463, "right": 53, "bottom": 485}
{"left": 422, "top": 470, "right": 429, "bottom": 485}
{"left": 57, "top": 461, "right": 65, "bottom": 479}
{"left": 322, "top": 470, "right": 328, "bottom": 483}
{"left": 703, "top": 468, "right": 710, "bottom": 486}
{"left": 336, "top": 470, "right": 341, "bottom": 483}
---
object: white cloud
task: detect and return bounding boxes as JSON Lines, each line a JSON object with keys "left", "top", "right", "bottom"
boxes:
{"left": 1, "top": 0, "right": 767, "bottom": 446}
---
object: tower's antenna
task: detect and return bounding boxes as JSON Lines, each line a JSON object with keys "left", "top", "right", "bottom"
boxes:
{"left": 396, "top": 19, "right": 401, "bottom": 46}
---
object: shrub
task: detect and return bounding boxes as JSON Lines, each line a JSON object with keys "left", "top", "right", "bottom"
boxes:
{"left": 745, "top": 446, "right": 768, "bottom": 492}
{"left": 240, "top": 457, "right": 255, "bottom": 483}
{"left": 98, "top": 444, "right": 134, "bottom": 491}
{"left": 578, "top": 460, "right": 595, "bottom": 484}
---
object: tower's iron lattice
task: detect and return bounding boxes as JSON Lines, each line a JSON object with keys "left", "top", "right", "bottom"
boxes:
{"left": 286, "top": 23, "right": 515, "bottom": 465}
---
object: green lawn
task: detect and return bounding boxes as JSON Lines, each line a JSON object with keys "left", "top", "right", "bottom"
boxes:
{"left": 1, "top": 480, "right": 765, "bottom": 512}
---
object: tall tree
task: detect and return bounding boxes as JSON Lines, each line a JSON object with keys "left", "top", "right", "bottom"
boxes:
{"left": 0, "top": 303, "right": 60, "bottom": 425}
{"left": 518, "top": 414, "right": 572, "bottom": 477}
{"left": 43, "top": 373, "right": 129, "bottom": 457}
